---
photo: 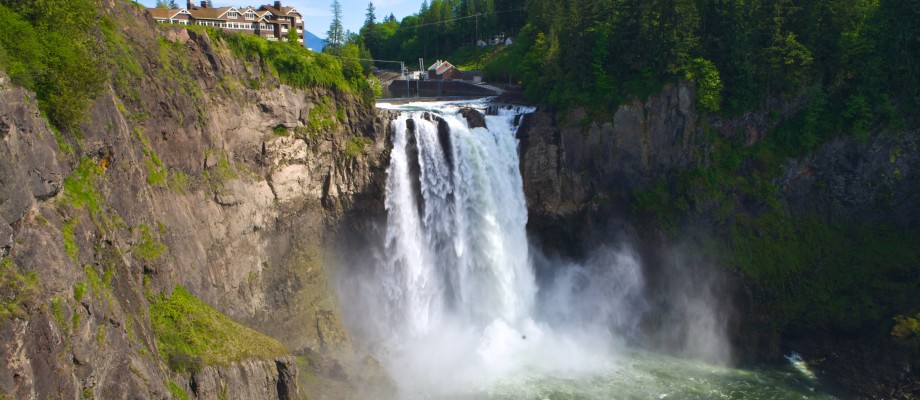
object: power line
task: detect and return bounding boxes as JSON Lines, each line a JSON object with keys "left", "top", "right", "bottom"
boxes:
{"left": 334, "top": 56, "right": 405, "bottom": 65}
{"left": 393, "top": 8, "right": 523, "bottom": 31}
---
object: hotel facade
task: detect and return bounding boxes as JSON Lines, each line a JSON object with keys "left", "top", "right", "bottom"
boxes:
{"left": 149, "top": 1, "right": 305, "bottom": 45}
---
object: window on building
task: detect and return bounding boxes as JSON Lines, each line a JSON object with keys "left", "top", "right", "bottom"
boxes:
{"left": 227, "top": 11, "right": 238, "bottom": 19}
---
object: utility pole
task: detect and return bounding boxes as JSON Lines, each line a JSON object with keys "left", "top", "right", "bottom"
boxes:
{"left": 418, "top": 58, "right": 424, "bottom": 98}
{"left": 475, "top": 13, "right": 480, "bottom": 45}
{"left": 401, "top": 62, "right": 410, "bottom": 96}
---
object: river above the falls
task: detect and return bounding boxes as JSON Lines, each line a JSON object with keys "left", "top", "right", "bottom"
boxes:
{"left": 334, "top": 99, "right": 843, "bottom": 399}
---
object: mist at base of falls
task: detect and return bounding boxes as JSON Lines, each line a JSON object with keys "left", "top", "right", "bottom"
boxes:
{"left": 332, "top": 100, "right": 835, "bottom": 399}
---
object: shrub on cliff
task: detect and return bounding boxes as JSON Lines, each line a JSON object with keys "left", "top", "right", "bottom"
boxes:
{"left": 0, "top": 258, "right": 41, "bottom": 322}
{"left": 0, "top": 0, "right": 104, "bottom": 130}
{"left": 150, "top": 285, "right": 287, "bottom": 372}
{"left": 892, "top": 314, "right": 920, "bottom": 341}
{"left": 219, "top": 29, "right": 346, "bottom": 90}
{"left": 209, "top": 28, "right": 379, "bottom": 103}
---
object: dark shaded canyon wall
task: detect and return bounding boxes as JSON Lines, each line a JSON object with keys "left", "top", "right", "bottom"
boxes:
{"left": 0, "top": 2, "right": 388, "bottom": 399}
{"left": 518, "top": 82, "right": 703, "bottom": 254}
{"left": 517, "top": 81, "right": 920, "bottom": 356}
{"left": 519, "top": 78, "right": 920, "bottom": 273}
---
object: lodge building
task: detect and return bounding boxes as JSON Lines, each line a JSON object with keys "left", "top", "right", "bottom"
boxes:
{"left": 148, "top": 1, "right": 305, "bottom": 45}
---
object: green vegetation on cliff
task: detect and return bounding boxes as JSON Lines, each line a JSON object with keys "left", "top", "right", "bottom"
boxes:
{"left": 150, "top": 286, "right": 287, "bottom": 372}
{"left": 195, "top": 27, "right": 380, "bottom": 103}
{"left": 631, "top": 117, "right": 920, "bottom": 332}
{"left": 131, "top": 223, "right": 167, "bottom": 263}
{"left": 0, "top": 258, "right": 40, "bottom": 321}
{"left": 61, "top": 157, "right": 104, "bottom": 213}
{"left": 0, "top": 0, "right": 104, "bottom": 130}
{"left": 893, "top": 313, "right": 920, "bottom": 340}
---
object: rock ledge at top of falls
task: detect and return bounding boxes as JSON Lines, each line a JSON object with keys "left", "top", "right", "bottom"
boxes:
{"left": 459, "top": 107, "right": 487, "bottom": 129}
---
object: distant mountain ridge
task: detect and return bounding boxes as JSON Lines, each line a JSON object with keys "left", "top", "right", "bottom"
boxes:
{"left": 303, "top": 30, "right": 324, "bottom": 52}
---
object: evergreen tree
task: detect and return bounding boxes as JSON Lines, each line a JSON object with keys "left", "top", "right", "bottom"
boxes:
{"left": 365, "top": 2, "right": 376, "bottom": 25}
{"left": 155, "top": 0, "right": 168, "bottom": 8}
{"left": 325, "top": 0, "right": 345, "bottom": 56}
{"left": 168, "top": 0, "right": 178, "bottom": 8}
{"left": 361, "top": 2, "right": 381, "bottom": 60}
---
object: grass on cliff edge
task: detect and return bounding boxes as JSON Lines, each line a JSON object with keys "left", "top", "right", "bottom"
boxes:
{"left": 0, "top": 0, "right": 104, "bottom": 131}
{"left": 150, "top": 285, "right": 287, "bottom": 372}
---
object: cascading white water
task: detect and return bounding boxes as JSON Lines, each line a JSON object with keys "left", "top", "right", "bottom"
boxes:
{"left": 381, "top": 102, "right": 536, "bottom": 337}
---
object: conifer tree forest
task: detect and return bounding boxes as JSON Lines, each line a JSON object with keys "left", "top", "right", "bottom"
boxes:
{"left": 358, "top": 0, "right": 919, "bottom": 129}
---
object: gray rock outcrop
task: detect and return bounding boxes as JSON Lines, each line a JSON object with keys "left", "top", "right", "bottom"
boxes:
{"left": 0, "top": 2, "right": 390, "bottom": 399}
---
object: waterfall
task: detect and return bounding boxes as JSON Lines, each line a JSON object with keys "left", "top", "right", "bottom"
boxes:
{"left": 380, "top": 101, "right": 536, "bottom": 338}
{"left": 348, "top": 100, "right": 648, "bottom": 397}
{"left": 331, "top": 99, "right": 803, "bottom": 399}
{"left": 332, "top": 100, "right": 650, "bottom": 398}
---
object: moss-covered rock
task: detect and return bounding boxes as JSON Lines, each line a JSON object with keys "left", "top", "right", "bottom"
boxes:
{"left": 150, "top": 285, "right": 287, "bottom": 372}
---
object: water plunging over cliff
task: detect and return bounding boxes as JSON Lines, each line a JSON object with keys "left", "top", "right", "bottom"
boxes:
{"left": 336, "top": 99, "right": 839, "bottom": 399}
{"left": 381, "top": 102, "right": 535, "bottom": 336}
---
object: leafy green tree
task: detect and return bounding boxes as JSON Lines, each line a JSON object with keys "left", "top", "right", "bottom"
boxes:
{"left": 685, "top": 58, "right": 723, "bottom": 112}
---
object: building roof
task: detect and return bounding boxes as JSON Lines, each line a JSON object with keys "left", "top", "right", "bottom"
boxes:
{"left": 188, "top": 6, "right": 235, "bottom": 20}
{"left": 255, "top": 10, "right": 273, "bottom": 21}
{"left": 149, "top": 8, "right": 187, "bottom": 20}
{"left": 259, "top": 5, "right": 282, "bottom": 14}
{"left": 259, "top": 5, "right": 300, "bottom": 17}
{"left": 428, "top": 60, "right": 457, "bottom": 76}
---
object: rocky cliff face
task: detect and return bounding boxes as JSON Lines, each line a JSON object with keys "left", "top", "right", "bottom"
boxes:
{"left": 519, "top": 79, "right": 920, "bottom": 256}
{"left": 517, "top": 80, "right": 920, "bottom": 397}
{"left": 0, "top": 2, "right": 388, "bottom": 399}
{"left": 518, "top": 81, "right": 702, "bottom": 253}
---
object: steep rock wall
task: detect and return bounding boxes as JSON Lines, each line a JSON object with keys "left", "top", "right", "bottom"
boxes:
{"left": 518, "top": 81, "right": 701, "bottom": 253}
{"left": 0, "top": 2, "right": 388, "bottom": 399}
{"left": 517, "top": 81, "right": 920, "bottom": 397}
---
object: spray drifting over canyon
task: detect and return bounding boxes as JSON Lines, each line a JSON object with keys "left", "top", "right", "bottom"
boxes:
{"left": 335, "top": 100, "right": 732, "bottom": 398}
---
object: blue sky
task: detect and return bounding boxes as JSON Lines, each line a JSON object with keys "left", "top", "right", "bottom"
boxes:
{"left": 136, "top": 0, "right": 420, "bottom": 39}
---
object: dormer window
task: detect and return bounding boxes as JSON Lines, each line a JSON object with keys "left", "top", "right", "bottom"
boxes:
{"left": 227, "top": 11, "right": 238, "bottom": 19}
